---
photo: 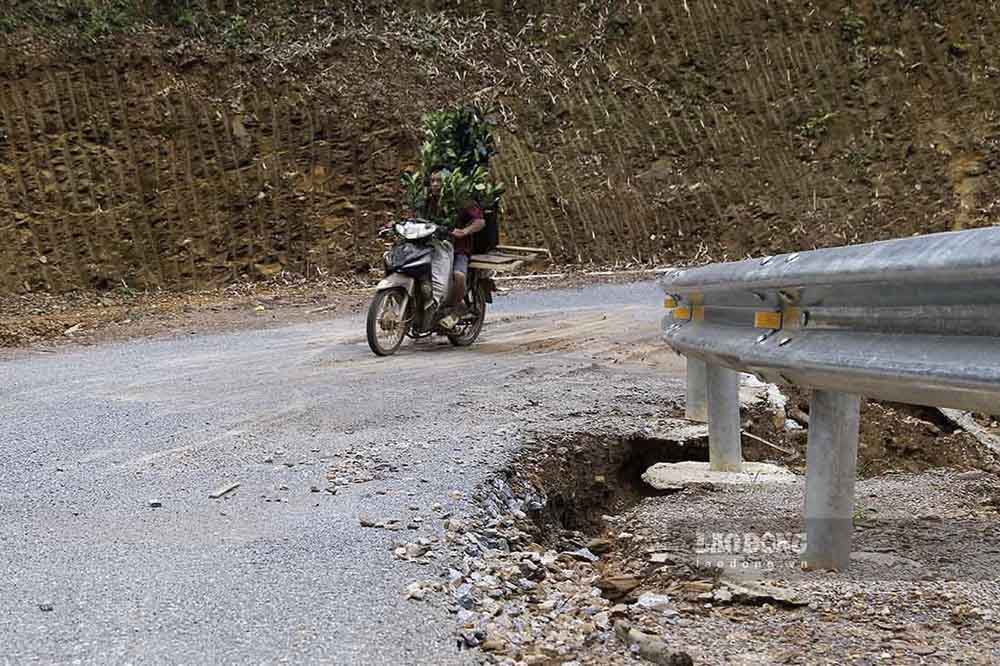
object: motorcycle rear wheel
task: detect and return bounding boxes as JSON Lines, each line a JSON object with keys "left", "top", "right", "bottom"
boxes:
{"left": 367, "top": 288, "right": 408, "bottom": 356}
{"left": 447, "top": 284, "right": 487, "bottom": 347}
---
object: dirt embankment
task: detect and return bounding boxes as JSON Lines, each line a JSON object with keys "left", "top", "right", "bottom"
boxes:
{"left": 1, "top": 0, "right": 998, "bottom": 296}
{"left": 739, "top": 388, "right": 1000, "bottom": 479}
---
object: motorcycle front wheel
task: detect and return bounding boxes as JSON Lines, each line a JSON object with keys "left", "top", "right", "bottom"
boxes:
{"left": 367, "top": 288, "right": 408, "bottom": 356}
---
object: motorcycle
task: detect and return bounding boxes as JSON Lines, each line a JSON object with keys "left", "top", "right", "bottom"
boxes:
{"left": 366, "top": 218, "right": 494, "bottom": 356}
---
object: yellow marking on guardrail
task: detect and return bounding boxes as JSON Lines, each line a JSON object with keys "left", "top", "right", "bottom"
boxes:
{"left": 755, "top": 311, "right": 783, "bottom": 330}
{"left": 672, "top": 306, "right": 705, "bottom": 321}
{"left": 664, "top": 297, "right": 678, "bottom": 309}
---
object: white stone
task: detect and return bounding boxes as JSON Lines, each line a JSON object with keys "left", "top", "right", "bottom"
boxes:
{"left": 635, "top": 592, "right": 674, "bottom": 612}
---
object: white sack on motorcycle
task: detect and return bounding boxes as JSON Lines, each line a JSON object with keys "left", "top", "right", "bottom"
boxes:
{"left": 388, "top": 244, "right": 433, "bottom": 276}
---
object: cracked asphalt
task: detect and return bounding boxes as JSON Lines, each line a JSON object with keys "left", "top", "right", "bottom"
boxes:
{"left": 1, "top": 280, "right": 685, "bottom": 665}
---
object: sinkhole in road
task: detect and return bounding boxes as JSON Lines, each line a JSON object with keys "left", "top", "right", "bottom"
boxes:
{"left": 485, "top": 431, "right": 709, "bottom": 549}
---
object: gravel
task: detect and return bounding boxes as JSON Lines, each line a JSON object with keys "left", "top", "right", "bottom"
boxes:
{"left": 456, "top": 466, "right": 1000, "bottom": 664}
{"left": 0, "top": 281, "right": 677, "bottom": 664}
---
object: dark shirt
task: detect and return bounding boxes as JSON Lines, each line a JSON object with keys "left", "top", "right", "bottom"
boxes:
{"left": 419, "top": 196, "right": 483, "bottom": 256}
{"left": 453, "top": 205, "right": 484, "bottom": 256}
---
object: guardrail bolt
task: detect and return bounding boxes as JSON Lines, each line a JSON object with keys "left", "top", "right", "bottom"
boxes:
{"left": 778, "top": 290, "right": 796, "bottom": 304}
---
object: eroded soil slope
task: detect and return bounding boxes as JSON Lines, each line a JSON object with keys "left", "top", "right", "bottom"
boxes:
{"left": 1, "top": 0, "right": 998, "bottom": 293}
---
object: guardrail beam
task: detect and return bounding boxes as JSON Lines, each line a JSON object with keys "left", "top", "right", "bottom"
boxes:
{"left": 660, "top": 227, "right": 1000, "bottom": 574}
{"left": 706, "top": 364, "right": 742, "bottom": 472}
{"left": 802, "top": 390, "right": 861, "bottom": 571}
{"left": 685, "top": 357, "right": 708, "bottom": 422}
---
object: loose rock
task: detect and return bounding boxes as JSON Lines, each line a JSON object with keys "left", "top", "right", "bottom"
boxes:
{"left": 614, "top": 621, "right": 693, "bottom": 666}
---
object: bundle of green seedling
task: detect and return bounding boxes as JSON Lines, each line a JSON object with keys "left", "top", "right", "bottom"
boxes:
{"left": 401, "top": 104, "right": 505, "bottom": 227}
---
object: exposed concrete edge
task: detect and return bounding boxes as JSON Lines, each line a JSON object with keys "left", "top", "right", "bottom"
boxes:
{"left": 642, "top": 461, "right": 800, "bottom": 490}
{"left": 939, "top": 408, "right": 1000, "bottom": 456}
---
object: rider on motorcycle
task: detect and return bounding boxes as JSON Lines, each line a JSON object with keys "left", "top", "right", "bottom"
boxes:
{"left": 419, "top": 168, "right": 485, "bottom": 329}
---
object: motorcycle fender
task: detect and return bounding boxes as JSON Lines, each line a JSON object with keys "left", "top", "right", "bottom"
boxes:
{"left": 376, "top": 273, "right": 415, "bottom": 296}
{"left": 482, "top": 277, "right": 496, "bottom": 303}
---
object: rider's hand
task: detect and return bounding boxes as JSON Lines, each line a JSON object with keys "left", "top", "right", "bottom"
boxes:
{"left": 451, "top": 228, "right": 466, "bottom": 239}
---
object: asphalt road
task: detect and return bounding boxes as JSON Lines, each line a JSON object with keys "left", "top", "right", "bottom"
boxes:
{"left": 0, "top": 280, "right": 685, "bottom": 665}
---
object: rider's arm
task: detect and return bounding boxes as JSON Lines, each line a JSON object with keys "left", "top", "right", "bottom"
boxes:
{"left": 452, "top": 215, "right": 485, "bottom": 238}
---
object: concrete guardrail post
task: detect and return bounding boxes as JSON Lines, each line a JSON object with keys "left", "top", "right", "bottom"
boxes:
{"left": 803, "top": 390, "right": 861, "bottom": 571}
{"left": 706, "top": 364, "right": 742, "bottom": 472}
{"left": 685, "top": 357, "right": 708, "bottom": 422}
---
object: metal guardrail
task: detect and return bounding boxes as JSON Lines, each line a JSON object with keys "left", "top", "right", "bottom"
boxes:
{"left": 658, "top": 227, "right": 1000, "bottom": 570}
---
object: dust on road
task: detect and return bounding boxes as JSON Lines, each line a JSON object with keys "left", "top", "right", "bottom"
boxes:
{"left": 0, "top": 280, "right": 680, "bottom": 664}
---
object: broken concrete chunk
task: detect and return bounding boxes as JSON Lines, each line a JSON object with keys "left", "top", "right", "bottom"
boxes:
{"left": 645, "top": 418, "right": 710, "bottom": 443}
{"left": 642, "top": 461, "right": 799, "bottom": 490}
{"left": 719, "top": 577, "right": 808, "bottom": 607}
{"left": 940, "top": 408, "right": 1000, "bottom": 455}
{"left": 635, "top": 592, "right": 675, "bottom": 613}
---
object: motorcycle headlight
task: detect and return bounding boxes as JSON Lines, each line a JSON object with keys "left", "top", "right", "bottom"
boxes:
{"left": 397, "top": 221, "right": 436, "bottom": 240}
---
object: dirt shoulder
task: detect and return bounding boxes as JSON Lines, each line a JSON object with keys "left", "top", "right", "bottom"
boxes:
{"left": 0, "top": 274, "right": 372, "bottom": 357}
